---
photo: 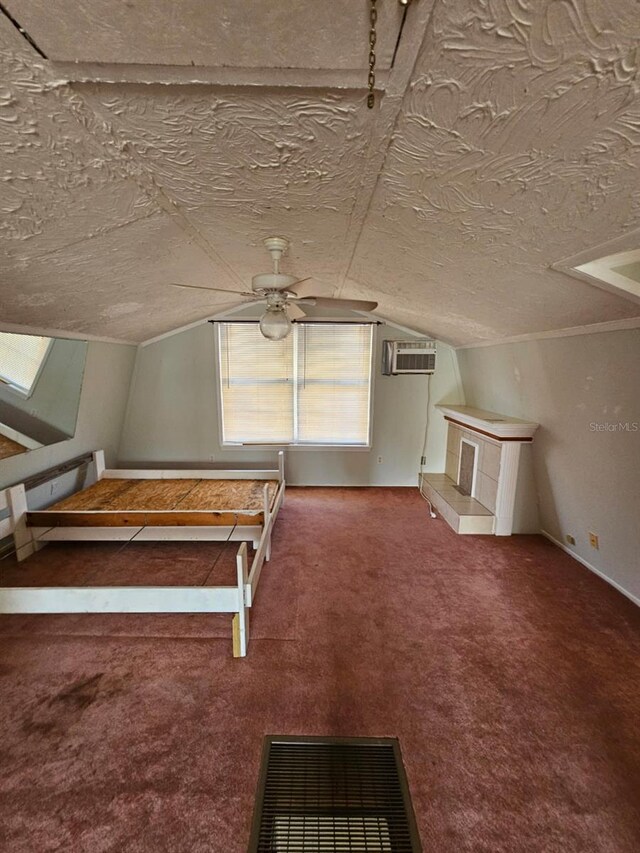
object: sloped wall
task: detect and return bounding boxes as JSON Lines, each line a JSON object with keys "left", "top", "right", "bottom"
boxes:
{"left": 457, "top": 328, "right": 640, "bottom": 605}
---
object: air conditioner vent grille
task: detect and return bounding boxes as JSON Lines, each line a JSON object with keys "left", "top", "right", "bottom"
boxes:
{"left": 395, "top": 352, "right": 436, "bottom": 372}
{"left": 382, "top": 340, "right": 436, "bottom": 375}
{"left": 249, "top": 736, "right": 422, "bottom": 852}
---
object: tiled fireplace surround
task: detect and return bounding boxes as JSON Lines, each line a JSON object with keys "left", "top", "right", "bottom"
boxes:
{"left": 421, "top": 406, "right": 539, "bottom": 536}
{"left": 445, "top": 424, "right": 501, "bottom": 514}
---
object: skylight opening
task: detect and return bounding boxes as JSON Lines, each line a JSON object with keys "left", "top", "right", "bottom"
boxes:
{"left": 573, "top": 248, "right": 640, "bottom": 300}
{"left": 0, "top": 333, "right": 53, "bottom": 398}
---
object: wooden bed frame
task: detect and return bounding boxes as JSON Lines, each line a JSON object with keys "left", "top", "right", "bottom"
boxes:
{"left": 0, "top": 450, "right": 285, "bottom": 657}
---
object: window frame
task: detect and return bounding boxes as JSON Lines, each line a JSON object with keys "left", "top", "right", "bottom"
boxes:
{"left": 215, "top": 321, "right": 376, "bottom": 451}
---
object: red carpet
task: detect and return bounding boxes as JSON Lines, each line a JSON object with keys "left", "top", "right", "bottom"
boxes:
{"left": 1, "top": 487, "right": 639, "bottom": 852}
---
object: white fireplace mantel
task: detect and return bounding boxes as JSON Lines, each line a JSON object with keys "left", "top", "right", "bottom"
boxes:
{"left": 434, "top": 405, "right": 539, "bottom": 536}
{"left": 435, "top": 405, "right": 539, "bottom": 441}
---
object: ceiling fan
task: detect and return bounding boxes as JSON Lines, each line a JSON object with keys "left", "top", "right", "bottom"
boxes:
{"left": 169, "top": 236, "right": 378, "bottom": 340}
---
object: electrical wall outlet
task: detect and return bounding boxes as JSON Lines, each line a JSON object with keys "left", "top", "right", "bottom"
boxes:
{"left": 420, "top": 456, "right": 426, "bottom": 466}
{"left": 565, "top": 534, "right": 575, "bottom": 546}
{"left": 377, "top": 455, "right": 383, "bottom": 463}
{"left": 588, "top": 532, "right": 599, "bottom": 549}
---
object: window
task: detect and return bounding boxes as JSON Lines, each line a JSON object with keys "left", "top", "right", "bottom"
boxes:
{"left": 0, "top": 333, "right": 52, "bottom": 397}
{"left": 218, "top": 322, "right": 374, "bottom": 446}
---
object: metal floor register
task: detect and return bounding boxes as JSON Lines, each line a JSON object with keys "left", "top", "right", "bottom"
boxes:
{"left": 248, "top": 736, "right": 422, "bottom": 852}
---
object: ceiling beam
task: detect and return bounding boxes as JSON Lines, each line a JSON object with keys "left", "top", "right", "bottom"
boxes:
{"left": 51, "top": 62, "right": 390, "bottom": 91}
{"left": 335, "top": 0, "right": 436, "bottom": 295}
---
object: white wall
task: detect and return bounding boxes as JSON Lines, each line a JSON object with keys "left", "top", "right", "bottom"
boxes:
{"left": 0, "top": 337, "right": 87, "bottom": 443}
{"left": 118, "top": 320, "right": 464, "bottom": 486}
{"left": 457, "top": 328, "right": 640, "bottom": 604}
{"left": 0, "top": 341, "right": 136, "bottom": 491}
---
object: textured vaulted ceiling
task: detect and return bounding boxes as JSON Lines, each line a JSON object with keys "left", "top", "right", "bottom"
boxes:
{"left": 1, "top": 0, "right": 640, "bottom": 345}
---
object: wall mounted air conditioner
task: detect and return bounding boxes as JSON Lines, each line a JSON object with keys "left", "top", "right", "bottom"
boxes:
{"left": 382, "top": 339, "right": 437, "bottom": 375}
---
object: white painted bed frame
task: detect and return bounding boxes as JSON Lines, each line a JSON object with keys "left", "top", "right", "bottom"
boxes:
{"left": 0, "top": 451, "right": 285, "bottom": 657}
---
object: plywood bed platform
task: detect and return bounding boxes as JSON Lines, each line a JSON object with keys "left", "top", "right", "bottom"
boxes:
{"left": 28, "top": 477, "right": 280, "bottom": 527}
{"left": 0, "top": 450, "right": 285, "bottom": 657}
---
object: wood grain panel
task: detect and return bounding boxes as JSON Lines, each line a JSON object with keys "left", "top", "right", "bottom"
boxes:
{"left": 44, "top": 477, "right": 278, "bottom": 513}
{"left": 101, "top": 479, "right": 200, "bottom": 511}
{"left": 28, "top": 477, "right": 277, "bottom": 528}
{"left": 177, "top": 479, "right": 278, "bottom": 511}
{"left": 47, "top": 478, "right": 135, "bottom": 510}
{"left": 27, "top": 510, "right": 264, "bottom": 528}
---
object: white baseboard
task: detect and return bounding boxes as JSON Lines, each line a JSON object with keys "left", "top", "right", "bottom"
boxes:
{"left": 540, "top": 530, "right": 640, "bottom": 608}
{"left": 289, "top": 483, "right": 417, "bottom": 488}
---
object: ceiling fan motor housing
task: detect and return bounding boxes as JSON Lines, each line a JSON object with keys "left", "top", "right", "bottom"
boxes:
{"left": 251, "top": 272, "right": 298, "bottom": 294}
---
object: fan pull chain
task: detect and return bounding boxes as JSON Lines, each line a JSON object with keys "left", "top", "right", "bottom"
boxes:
{"left": 368, "top": 0, "right": 415, "bottom": 109}
{"left": 367, "top": 0, "right": 377, "bottom": 108}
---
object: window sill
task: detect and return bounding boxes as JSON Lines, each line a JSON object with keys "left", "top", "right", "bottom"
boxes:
{"left": 222, "top": 443, "right": 372, "bottom": 452}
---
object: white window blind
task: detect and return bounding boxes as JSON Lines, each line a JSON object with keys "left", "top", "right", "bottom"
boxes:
{"left": 218, "top": 323, "right": 373, "bottom": 446}
{"left": 296, "top": 324, "right": 372, "bottom": 445}
{"left": 0, "top": 333, "right": 52, "bottom": 396}
{"left": 219, "top": 323, "right": 294, "bottom": 444}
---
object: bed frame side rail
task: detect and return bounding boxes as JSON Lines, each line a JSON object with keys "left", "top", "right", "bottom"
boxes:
{"left": 99, "top": 449, "right": 284, "bottom": 482}
{"left": 245, "top": 476, "right": 285, "bottom": 606}
{"left": 100, "top": 462, "right": 281, "bottom": 482}
{"left": 0, "top": 585, "right": 241, "bottom": 615}
{"left": 232, "top": 477, "right": 284, "bottom": 657}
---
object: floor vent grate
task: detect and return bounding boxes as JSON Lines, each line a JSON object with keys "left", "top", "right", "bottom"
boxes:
{"left": 248, "top": 736, "right": 422, "bottom": 852}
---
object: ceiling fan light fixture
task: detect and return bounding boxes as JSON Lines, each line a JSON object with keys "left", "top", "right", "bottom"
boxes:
{"left": 167, "top": 236, "right": 377, "bottom": 335}
{"left": 259, "top": 305, "right": 292, "bottom": 341}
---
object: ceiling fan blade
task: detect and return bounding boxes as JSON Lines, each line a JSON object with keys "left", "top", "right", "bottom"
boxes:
{"left": 286, "top": 302, "right": 306, "bottom": 320}
{"left": 207, "top": 300, "right": 251, "bottom": 316}
{"left": 302, "top": 296, "right": 379, "bottom": 312}
{"left": 169, "top": 283, "right": 257, "bottom": 298}
{"left": 284, "top": 278, "right": 326, "bottom": 298}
